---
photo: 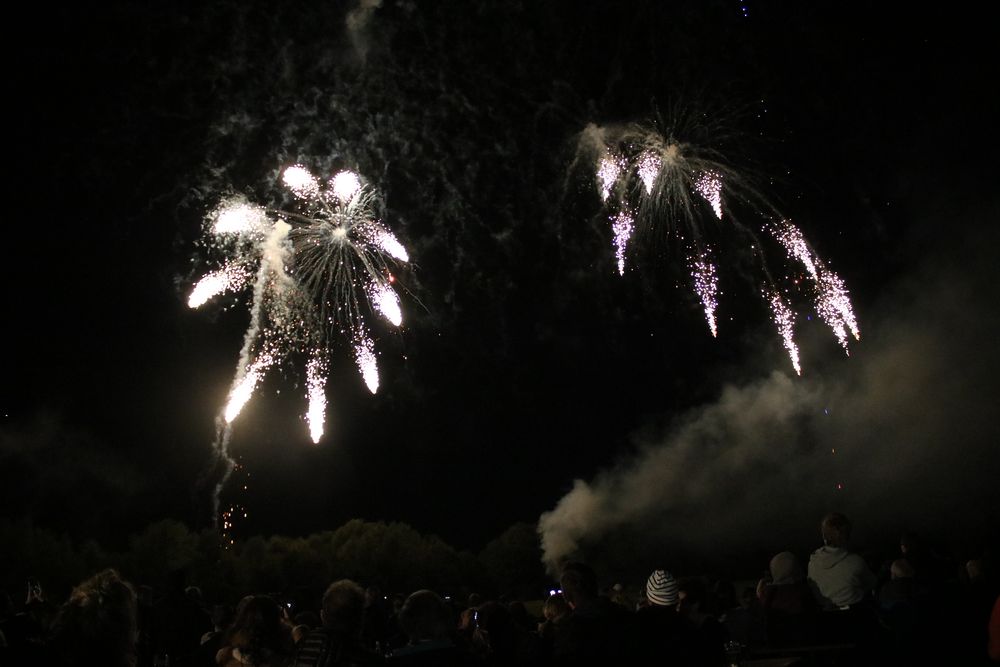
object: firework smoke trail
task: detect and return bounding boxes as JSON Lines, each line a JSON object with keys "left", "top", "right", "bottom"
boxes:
{"left": 578, "top": 120, "right": 859, "bottom": 372}
{"left": 190, "top": 165, "right": 409, "bottom": 526}
{"left": 206, "top": 216, "right": 288, "bottom": 526}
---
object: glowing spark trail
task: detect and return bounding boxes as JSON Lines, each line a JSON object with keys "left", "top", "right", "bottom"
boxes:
{"left": 769, "top": 292, "right": 801, "bottom": 375}
{"left": 330, "top": 170, "right": 362, "bottom": 202}
{"left": 598, "top": 153, "right": 623, "bottom": 202}
{"left": 637, "top": 152, "right": 661, "bottom": 195}
{"left": 612, "top": 211, "right": 634, "bottom": 276}
{"left": 282, "top": 165, "right": 320, "bottom": 198}
{"left": 773, "top": 220, "right": 818, "bottom": 279}
{"left": 190, "top": 164, "right": 410, "bottom": 526}
{"left": 188, "top": 264, "right": 248, "bottom": 308}
{"left": 225, "top": 351, "right": 275, "bottom": 424}
{"left": 770, "top": 220, "right": 860, "bottom": 352}
{"left": 354, "top": 332, "right": 379, "bottom": 394}
{"left": 816, "top": 269, "right": 860, "bottom": 352}
{"left": 373, "top": 229, "right": 410, "bottom": 262}
{"left": 690, "top": 254, "right": 719, "bottom": 337}
{"left": 214, "top": 202, "right": 270, "bottom": 235}
{"left": 305, "top": 356, "right": 327, "bottom": 444}
{"left": 695, "top": 170, "right": 723, "bottom": 219}
{"left": 370, "top": 283, "right": 403, "bottom": 326}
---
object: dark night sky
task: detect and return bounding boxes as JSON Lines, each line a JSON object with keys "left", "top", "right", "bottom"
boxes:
{"left": 5, "top": 1, "right": 999, "bottom": 559}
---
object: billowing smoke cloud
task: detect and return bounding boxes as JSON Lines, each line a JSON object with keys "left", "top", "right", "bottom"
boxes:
{"left": 539, "top": 372, "right": 827, "bottom": 572}
{"left": 539, "top": 205, "right": 1000, "bottom": 573}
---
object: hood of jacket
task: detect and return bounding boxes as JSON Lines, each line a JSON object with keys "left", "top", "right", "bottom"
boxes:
{"left": 811, "top": 546, "right": 851, "bottom": 570}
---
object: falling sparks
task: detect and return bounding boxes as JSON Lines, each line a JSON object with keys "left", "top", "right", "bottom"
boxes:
{"left": 354, "top": 332, "right": 379, "bottom": 394}
{"left": 772, "top": 220, "right": 818, "bottom": 279}
{"left": 611, "top": 211, "right": 635, "bottom": 275}
{"left": 282, "top": 164, "right": 320, "bottom": 198}
{"left": 597, "top": 153, "right": 623, "bottom": 202}
{"left": 771, "top": 220, "right": 860, "bottom": 352}
{"left": 690, "top": 253, "right": 719, "bottom": 337}
{"left": 769, "top": 292, "right": 801, "bottom": 375}
{"left": 373, "top": 229, "right": 410, "bottom": 262}
{"left": 580, "top": 120, "right": 860, "bottom": 373}
{"left": 191, "top": 163, "right": 408, "bottom": 410}
{"left": 370, "top": 282, "right": 403, "bottom": 326}
{"left": 694, "top": 170, "right": 723, "bottom": 219}
{"left": 224, "top": 351, "right": 275, "bottom": 424}
{"left": 187, "top": 264, "right": 248, "bottom": 308}
{"left": 190, "top": 164, "right": 409, "bottom": 526}
{"left": 816, "top": 268, "right": 860, "bottom": 351}
{"left": 220, "top": 458, "right": 250, "bottom": 547}
{"left": 305, "top": 355, "right": 327, "bottom": 444}
{"left": 214, "top": 202, "right": 270, "bottom": 235}
{"left": 330, "top": 170, "right": 362, "bottom": 202}
{"left": 637, "top": 152, "right": 661, "bottom": 195}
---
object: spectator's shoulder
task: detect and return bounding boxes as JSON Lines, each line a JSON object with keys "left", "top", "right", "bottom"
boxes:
{"left": 292, "top": 628, "right": 384, "bottom": 667}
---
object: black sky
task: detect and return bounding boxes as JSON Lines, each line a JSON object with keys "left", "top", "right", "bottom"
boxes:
{"left": 5, "top": 1, "right": 999, "bottom": 554}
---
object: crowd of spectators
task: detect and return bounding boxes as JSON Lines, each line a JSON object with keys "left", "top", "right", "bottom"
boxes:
{"left": 2, "top": 512, "right": 999, "bottom": 665}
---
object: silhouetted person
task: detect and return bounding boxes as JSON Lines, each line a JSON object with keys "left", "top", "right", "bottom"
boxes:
{"left": 552, "top": 562, "right": 632, "bottom": 664}
{"left": 193, "top": 604, "right": 234, "bottom": 667}
{"left": 389, "top": 589, "right": 470, "bottom": 665}
{"left": 48, "top": 568, "right": 138, "bottom": 667}
{"left": 877, "top": 558, "right": 927, "bottom": 663}
{"left": 293, "top": 579, "right": 382, "bottom": 666}
{"left": 536, "top": 593, "right": 570, "bottom": 658}
{"left": 677, "top": 577, "right": 728, "bottom": 666}
{"left": 634, "top": 569, "right": 689, "bottom": 662}
{"left": 0, "top": 583, "right": 53, "bottom": 660}
{"left": 757, "top": 551, "right": 816, "bottom": 646}
{"left": 362, "top": 586, "right": 390, "bottom": 653}
{"left": 218, "top": 595, "right": 294, "bottom": 667}
{"left": 988, "top": 594, "right": 1000, "bottom": 662}
{"left": 151, "top": 568, "right": 212, "bottom": 666}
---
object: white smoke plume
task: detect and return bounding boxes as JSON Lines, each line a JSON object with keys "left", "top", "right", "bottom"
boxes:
{"left": 539, "top": 372, "right": 825, "bottom": 571}
{"left": 540, "top": 209, "right": 1000, "bottom": 573}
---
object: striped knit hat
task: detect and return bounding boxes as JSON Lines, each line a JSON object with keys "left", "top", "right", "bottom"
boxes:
{"left": 646, "top": 569, "right": 679, "bottom": 606}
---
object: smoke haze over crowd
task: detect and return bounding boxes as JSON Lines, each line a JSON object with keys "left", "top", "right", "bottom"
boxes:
{"left": 540, "top": 180, "right": 1000, "bottom": 571}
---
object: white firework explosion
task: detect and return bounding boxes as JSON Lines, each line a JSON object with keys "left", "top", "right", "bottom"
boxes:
{"left": 189, "top": 164, "right": 410, "bottom": 522}
{"left": 577, "top": 119, "right": 859, "bottom": 373}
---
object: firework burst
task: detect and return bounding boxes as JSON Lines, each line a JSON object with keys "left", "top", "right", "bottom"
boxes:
{"left": 576, "top": 119, "right": 858, "bottom": 372}
{"left": 189, "top": 165, "right": 409, "bottom": 523}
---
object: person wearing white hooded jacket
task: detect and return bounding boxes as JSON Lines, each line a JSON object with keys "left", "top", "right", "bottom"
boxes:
{"left": 807, "top": 512, "right": 876, "bottom": 611}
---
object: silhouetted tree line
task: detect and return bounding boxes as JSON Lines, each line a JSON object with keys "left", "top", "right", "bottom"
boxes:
{"left": 1, "top": 518, "right": 548, "bottom": 604}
